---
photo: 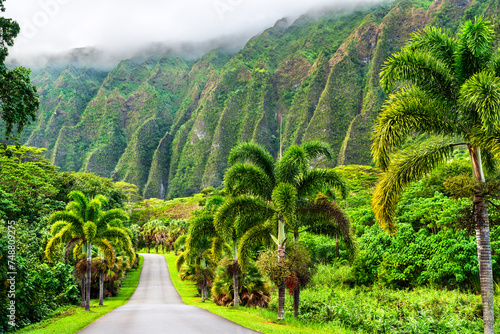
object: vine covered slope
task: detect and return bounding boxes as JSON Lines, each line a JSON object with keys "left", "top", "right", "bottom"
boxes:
{"left": 13, "top": 0, "right": 500, "bottom": 198}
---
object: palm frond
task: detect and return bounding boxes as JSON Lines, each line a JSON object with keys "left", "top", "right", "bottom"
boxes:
{"left": 50, "top": 221, "right": 69, "bottom": 236}
{"left": 300, "top": 140, "right": 334, "bottom": 161}
{"left": 373, "top": 142, "right": 457, "bottom": 234}
{"left": 228, "top": 142, "right": 275, "bottom": 184}
{"left": 210, "top": 236, "right": 226, "bottom": 263}
{"left": 94, "top": 194, "right": 109, "bottom": 208}
{"left": 99, "top": 209, "right": 129, "bottom": 226}
{"left": 101, "top": 227, "right": 132, "bottom": 249}
{"left": 482, "top": 149, "right": 498, "bottom": 175}
{"left": 371, "top": 87, "right": 457, "bottom": 170}
{"left": 298, "top": 199, "right": 351, "bottom": 237}
{"left": 236, "top": 207, "right": 271, "bottom": 239}
{"left": 72, "top": 240, "right": 85, "bottom": 261}
{"left": 380, "top": 47, "right": 455, "bottom": 99}
{"left": 189, "top": 213, "right": 217, "bottom": 240}
{"left": 205, "top": 195, "right": 225, "bottom": 213}
{"left": 67, "top": 190, "right": 87, "bottom": 217}
{"left": 238, "top": 220, "right": 274, "bottom": 270}
{"left": 459, "top": 70, "right": 500, "bottom": 135}
{"left": 406, "top": 25, "right": 457, "bottom": 68}
{"left": 276, "top": 145, "right": 307, "bottom": 183}
{"left": 296, "top": 168, "right": 348, "bottom": 199}
{"left": 214, "top": 195, "right": 273, "bottom": 240}
{"left": 176, "top": 251, "right": 187, "bottom": 272}
{"left": 94, "top": 238, "right": 116, "bottom": 267}
{"left": 65, "top": 201, "right": 82, "bottom": 215}
{"left": 83, "top": 221, "right": 97, "bottom": 241}
{"left": 469, "top": 126, "right": 500, "bottom": 155}
{"left": 45, "top": 231, "right": 65, "bottom": 262}
{"left": 224, "top": 163, "right": 273, "bottom": 199}
{"left": 87, "top": 198, "right": 102, "bottom": 222}
{"left": 455, "top": 16, "right": 495, "bottom": 82}
{"left": 47, "top": 211, "right": 82, "bottom": 228}
{"left": 272, "top": 183, "right": 297, "bottom": 224}
{"left": 298, "top": 198, "right": 357, "bottom": 261}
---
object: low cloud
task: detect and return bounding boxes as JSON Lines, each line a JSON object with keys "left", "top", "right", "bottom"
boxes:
{"left": 4, "top": 0, "right": 379, "bottom": 67}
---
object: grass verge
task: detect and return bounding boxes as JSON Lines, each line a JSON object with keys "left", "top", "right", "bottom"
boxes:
{"left": 17, "top": 255, "right": 144, "bottom": 334}
{"left": 162, "top": 253, "right": 354, "bottom": 334}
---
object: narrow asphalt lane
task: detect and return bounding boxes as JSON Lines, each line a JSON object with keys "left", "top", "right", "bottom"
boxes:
{"left": 78, "top": 253, "right": 260, "bottom": 334}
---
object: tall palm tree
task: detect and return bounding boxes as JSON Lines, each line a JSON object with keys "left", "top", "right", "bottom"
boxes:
{"left": 179, "top": 196, "right": 232, "bottom": 303}
{"left": 94, "top": 217, "right": 135, "bottom": 305}
{"left": 177, "top": 232, "right": 215, "bottom": 302}
{"left": 45, "top": 191, "right": 135, "bottom": 310}
{"left": 371, "top": 17, "right": 500, "bottom": 333}
{"left": 216, "top": 141, "right": 355, "bottom": 319}
{"left": 177, "top": 196, "right": 226, "bottom": 302}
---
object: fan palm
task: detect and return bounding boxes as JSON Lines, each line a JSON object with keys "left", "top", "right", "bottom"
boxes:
{"left": 371, "top": 17, "right": 500, "bottom": 333}
{"left": 216, "top": 141, "right": 355, "bottom": 319}
{"left": 166, "top": 219, "right": 188, "bottom": 251}
{"left": 45, "top": 191, "right": 135, "bottom": 310}
{"left": 142, "top": 219, "right": 164, "bottom": 253}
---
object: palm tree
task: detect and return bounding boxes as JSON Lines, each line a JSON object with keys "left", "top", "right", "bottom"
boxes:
{"left": 142, "top": 220, "right": 163, "bottom": 253}
{"left": 94, "top": 217, "right": 135, "bottom": 305}
{"left": 216, "top": 141, "right": 355, "bottom": 319}
{"left": 371, "top": 17, "right": 500, "bottom": 333}
{"left": 45, "top": 191, "right": 135, "bottom": 310}
{"left": 178, "top": 196, "right": 226, "bottom": 302}
{"left": 177, "top": 233, "right": 215, "bottom": 302}
{"left": 166, "top": 219, "right": 188, "bottom": 251}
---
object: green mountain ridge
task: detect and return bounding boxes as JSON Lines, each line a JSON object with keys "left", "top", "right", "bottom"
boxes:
{"left": 12, "top": 0, "right": 500, "bottom": 199}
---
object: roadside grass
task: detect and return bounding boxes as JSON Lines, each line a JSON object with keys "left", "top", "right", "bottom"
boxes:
{"left": 162, "top": 253, "right": 354, "bottom": 334}
{"left": 17, "top": 255, "right": 144, "bottom": 334}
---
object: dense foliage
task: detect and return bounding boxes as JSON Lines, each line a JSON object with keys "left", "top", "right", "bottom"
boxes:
{"left": 164, "top": 160, "right": 500, "bottom": 332}
{"left": 0, "top": 0, "right": 39, "bottom": 142}
{"left": 3, "top": 0, "right": 497, "bottom": 201}
{"left": 0, "top": 146, "right": 138, "bottom": 332}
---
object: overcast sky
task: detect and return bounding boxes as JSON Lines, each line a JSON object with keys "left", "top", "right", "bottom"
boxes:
{"left": 4, "top": 0, "right": 376, "bottom": 66}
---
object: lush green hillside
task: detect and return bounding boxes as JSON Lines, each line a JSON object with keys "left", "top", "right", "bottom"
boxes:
{"left": 14, "top": 0, "right": 500, "bottom": 199}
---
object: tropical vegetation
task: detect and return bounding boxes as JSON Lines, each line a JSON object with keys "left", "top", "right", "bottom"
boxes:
{"left": 214, "top": 141, "right": 355, "bottom": 320}
{"left": 0, "top": 146, "right": 141, "bottom": 332}
{"left": 372, "top": 16, "right": 500, "bottom": 333}
{"left": 4, "top": 0, "right": 500, "bottom": 332}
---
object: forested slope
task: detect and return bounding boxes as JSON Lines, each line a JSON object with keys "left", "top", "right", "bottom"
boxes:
{"left": 14, "top": 0, "right": 500, "bottom": 199}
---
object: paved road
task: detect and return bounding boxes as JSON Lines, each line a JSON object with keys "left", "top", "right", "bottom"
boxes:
{"left": 78, "top": 253, "right": 260, "bottom": 334}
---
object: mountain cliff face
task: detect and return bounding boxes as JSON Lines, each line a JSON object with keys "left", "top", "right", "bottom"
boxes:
{"left": 15, "top": 0, "right": 500, "bottom": 199}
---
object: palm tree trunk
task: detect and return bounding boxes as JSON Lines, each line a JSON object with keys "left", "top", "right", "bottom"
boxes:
{"left": 293, "top": 280, "right": 300, "bottom": 318}
{"left": 336, "top": 234, "right": 339, "bottom": 258}
{"left": 278, "top": 279, "right": 286, "bottom": 320}
{"left": 202, "top": 273, "right": 207, "bottom": 302}
{"left": 293, "top": 231, "right": 300, "bottom": 318}
{"left": 232, "top": 239, "right": 239, "bottom": 307}
{"left": 277, "top": 243, "right": 286, "bottom": 320}
{"left": 474, "top": 190, "right": 495, "bottom": 334}
{"left": 81, "top": 274, "right": 86, "bottom": 308}
{"left": 469, "top": 146, "right": 495, "bottom": 334}
{"left": 99, "top": 272, "right": 104, "bottom": 306}
{"left": 86, "top": 242, "right": 92, "bottom": 311}
{"left": 99, "top": 252, "right": 104, "bottom": 306}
